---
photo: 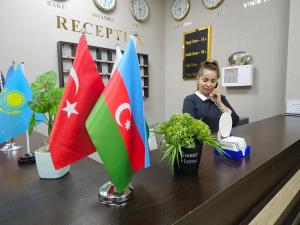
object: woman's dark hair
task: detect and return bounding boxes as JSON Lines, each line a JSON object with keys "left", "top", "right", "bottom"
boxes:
{"left": 197, "top": 59, "right": 220, "bottom": 79}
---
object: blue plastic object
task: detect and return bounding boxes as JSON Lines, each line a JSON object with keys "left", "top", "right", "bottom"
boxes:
{"left": 214, "top": 146, "right": 251, "bottom": 160}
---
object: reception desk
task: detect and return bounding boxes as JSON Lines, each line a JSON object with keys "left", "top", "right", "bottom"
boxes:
{"left": 1, "top": 115, "right": 300, "bottom": 225}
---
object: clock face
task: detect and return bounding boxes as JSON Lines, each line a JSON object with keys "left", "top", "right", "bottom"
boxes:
{"left": 171, "top": 0, "right": 190, "bottom": 21}
{"left": 202, "top": 0, "right": 224, "bottom": 9}
{"left": 93, "top": 0, "right": 117, "bottom": 12}
{"left": 130, "top": 0, "right": 150, "bottom": 22}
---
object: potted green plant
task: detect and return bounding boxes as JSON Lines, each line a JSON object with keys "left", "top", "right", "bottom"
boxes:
{"left": 28, "top": 71, "right": 69, "bottom": 179}
{"left": 155, "top": 113, "right": 224, "bottom": 175}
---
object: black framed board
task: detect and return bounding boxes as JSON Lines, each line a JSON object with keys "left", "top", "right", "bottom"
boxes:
{"left": 183, "top": 26, "right": 211, "bottom": 80}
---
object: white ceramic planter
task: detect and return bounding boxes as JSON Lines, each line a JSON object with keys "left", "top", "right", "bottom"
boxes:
{"left": 35, "top": 150, "right": 70, "bottom": 179}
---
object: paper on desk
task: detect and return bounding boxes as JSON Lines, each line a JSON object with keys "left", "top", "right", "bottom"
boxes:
{"left": 286, "top": 99, "right": 300, "bottom": 115}
{"left": 220, "top": 136, "right": 247, "bottom": 153}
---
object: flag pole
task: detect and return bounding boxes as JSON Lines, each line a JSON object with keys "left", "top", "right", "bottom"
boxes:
{"left": 26, "top": 131, "right": 31, "bottom": 154}
{"left": 81, "top": 29, "right": 86, "bottom": 36}
{"left": 0, "top": 71, "right": 3, "bottom": 90}
{"left": 17, "top": 62, "right": 35, "bottom": 164}
{"left": 133, "top": 31, "right": 138, "bottom": 48}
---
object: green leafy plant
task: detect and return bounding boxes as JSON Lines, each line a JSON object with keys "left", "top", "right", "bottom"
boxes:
{"left": 28, "top": 71, "right": 63, "bottom": 137}
{"left": 155, "top": 113, "right": 224, "bottom": 171}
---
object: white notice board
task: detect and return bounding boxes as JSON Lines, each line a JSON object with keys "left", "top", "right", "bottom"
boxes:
{"left": 285, "top": 99, "right": 300, "bottom": 115}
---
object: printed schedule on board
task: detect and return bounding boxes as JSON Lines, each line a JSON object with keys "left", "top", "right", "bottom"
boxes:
{"left": 183, "top": 26, "right": 211, "bottom": 80}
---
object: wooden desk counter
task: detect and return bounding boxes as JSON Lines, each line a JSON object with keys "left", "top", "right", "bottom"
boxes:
{"left": 1, "top": 115, "right": 300, "bottom": 225}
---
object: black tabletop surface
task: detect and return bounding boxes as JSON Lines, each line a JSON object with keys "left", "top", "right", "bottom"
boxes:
{"left": 1, "top": 115, "right": 300, "bottom": 225}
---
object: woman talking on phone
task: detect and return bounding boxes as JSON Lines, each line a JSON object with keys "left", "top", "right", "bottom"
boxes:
{"left": 183, "top": 59, "right": 239, "bottom": 133}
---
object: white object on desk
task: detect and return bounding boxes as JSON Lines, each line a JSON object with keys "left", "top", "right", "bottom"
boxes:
{"left": 218, "top": 112, "right": 247, "bottom": 154}
{"left": 218, "top": 112, "right": 232, "bottom": 139}
{"left": 220, "top": 136, "right": 247, "bottom": 155}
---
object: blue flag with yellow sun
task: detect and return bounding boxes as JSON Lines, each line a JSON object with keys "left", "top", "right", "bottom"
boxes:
{"left": 0, "top": 64, "right": 44, "bottom": 144}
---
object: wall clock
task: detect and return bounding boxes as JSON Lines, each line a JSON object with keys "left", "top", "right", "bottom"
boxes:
{"left": 202, "top": 0, "right": 224, "bottom": 10}
{"left": 93, "top": 0, "right": 117, "bottom": 12}
{"left": 130, "top": 0, "right": 150, "bottom": 22}
{"left": 171, "top": 0, "right": 190, "bottom": 21}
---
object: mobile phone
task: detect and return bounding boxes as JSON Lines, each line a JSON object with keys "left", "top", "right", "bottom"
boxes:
{"left": 215, "top": 79, "right": 221, "bottom": 89}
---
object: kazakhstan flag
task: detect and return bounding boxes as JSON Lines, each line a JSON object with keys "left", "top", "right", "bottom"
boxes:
{"left": 0, "top": 64, "right": 44, "bottom": 144}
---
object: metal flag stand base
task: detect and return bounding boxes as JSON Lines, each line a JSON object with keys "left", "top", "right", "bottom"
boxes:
{"left": 98, "top": 181, "right": 134, "bottom": 206}
{"left": 18, "top": 153, "right": 35, "bottom": 164}
{"left": 18, "top": 132, "right": 35, "bottom": 164}
{"left": 0, "top": 139, "right": 22, "bottom": 152}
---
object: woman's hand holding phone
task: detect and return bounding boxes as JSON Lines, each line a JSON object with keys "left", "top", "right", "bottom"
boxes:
{"left": 210, "top": 82, "right": 231, "bottom": 113}
{"left": 210, "top": 82, "right": 221, "bottom": 104}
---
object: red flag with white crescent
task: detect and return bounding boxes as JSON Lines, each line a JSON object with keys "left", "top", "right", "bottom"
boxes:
{"left": 50, "top": 35, "right": 105, "bottom": 170}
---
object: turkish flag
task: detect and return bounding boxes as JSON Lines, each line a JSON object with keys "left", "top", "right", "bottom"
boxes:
{"left": 50, "top": 35, "right": 105, "bottom": 170}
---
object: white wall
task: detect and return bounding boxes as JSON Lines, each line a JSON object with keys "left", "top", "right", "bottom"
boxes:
{"left": 286, "top": 0, "right": 300, "bottom": 100}
{"left": 164, "top": 0, "right": 290, "bottom": 122}
{"left": 0, "top": 0, "right": 165, "bottom": 127}
{"left": 0, "top": 0, "right": 294, "bottom": 127}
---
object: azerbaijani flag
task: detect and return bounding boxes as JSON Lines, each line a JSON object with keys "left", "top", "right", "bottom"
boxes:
{"left": 86, "top": 37, "right": 150, "bottom": 193}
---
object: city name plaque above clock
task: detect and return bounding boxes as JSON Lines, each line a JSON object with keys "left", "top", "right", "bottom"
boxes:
{"left": 93, "top": 0, "right": 117, "bottom": 12}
